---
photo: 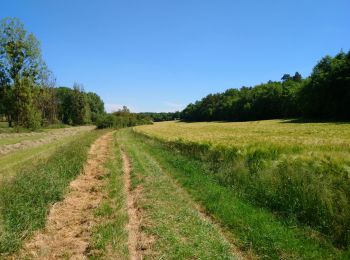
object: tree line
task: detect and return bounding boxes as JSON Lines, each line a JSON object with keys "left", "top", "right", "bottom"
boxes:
{"left": 0, "top": 18, "right": 105, "bottom": 129}
{"left": 137, "top": 112, "right": 181, "bottom": 122}
{"left": 181, "top": 50, "right": 350, "bottom": 122}
{"left": 96, "top": 106, "right": 152, "bottom": 129}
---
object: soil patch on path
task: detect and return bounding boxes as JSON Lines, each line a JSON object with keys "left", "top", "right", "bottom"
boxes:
{"left": 122, "top": 150, "right": 144, "bottom": 260}
{"left": 18, "top": 131, "right": 113, "bottom": 259}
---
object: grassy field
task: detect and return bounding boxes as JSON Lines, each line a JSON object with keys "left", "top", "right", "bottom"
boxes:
{"left": 0, "top": 122, "right": 12, "bottom": 133}
{"left": 134, "top": 120, "right": 350, "bottom": 249}
{"left": 0, "top": 127, "right": 102, "bottom": 255}
{"left": 135, "top": 120, "right": 350, "bottom": 160}
{"left": 117, "top": 129, "right": 238, "bottom": 259}
{"left": 0, "top": 121, "right": 71, "bottom": 134}
{"left": 1, "top": 121, "right": 349, "bottom": 258}
{"left": 0, "top": 126, "right": 95, "bottom": 182}
{"left": 123, "top": 129, "right": 349, "bottom": 259}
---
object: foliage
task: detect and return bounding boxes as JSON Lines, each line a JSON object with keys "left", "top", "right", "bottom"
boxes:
{"left": 0, "top": 18, "right": 105, "bottom": 129}
{"left": 299, "top": 51, "right": 350, "bottom": 119}
{"left": 181, "top": 50, "right": 350, "bottom": 122}
{"left": 70, "top": 83, "right": 91, "bottom": 125}
{"left": 86, "top": 91, "right": 104, "bottom": 123}
{"left": 137, "top": 111, "right": 180, "bottom": 122}
{"left": 96, "top": 106, "right": 152, "bottom": 129}
{"left": 45, "top": 85, "right": 104, "bottom": 126}
{"left": 12, "top": 77, "right": 41, "bottom": 130}
{"left": 0, "top": 17, "right": 47, "bottom": 128}
{"left": 181, "top": 73, "right": 302, "bottom": 121}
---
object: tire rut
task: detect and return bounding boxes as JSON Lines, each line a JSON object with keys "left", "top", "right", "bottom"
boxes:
{"left": 121, "top": 149, "right": 142, "bottom": 260}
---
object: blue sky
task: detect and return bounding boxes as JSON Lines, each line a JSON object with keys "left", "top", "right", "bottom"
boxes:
{"left": 1, "top": 0, "right": 349, "bottom": 112}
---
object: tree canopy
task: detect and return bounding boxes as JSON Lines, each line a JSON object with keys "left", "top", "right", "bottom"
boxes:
{"left": 181, "top": 50, "right": 350, "bottom": 122}
{"left": 0, "top": 18, "right": 105, "bottom": 129}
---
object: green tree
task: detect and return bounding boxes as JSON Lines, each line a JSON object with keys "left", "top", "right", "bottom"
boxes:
{"left": 299, "top": 51, "right": 350, "bottom": 119}
{"left": 13, "top": 77, "right": 41, "bottom": 129}
{"left": 292, "top": 72, "right": 302, "bottom": 82}
{"left": 281, "top": 74, "right": 292, "bottom": 82}
{"left": 71, "top": 83, "right": 90, "bottom": 125}
{"left": 56, "top": 86, "right": 74, "bottom": 124}
{"left": 86, "top": 92, "right": 104, "bottom": 123}
{"left": 0, "top": 17, "right": 46, "bottom": 128}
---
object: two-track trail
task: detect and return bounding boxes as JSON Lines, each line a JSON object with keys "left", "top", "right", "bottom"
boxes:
{"left": 11, "top": 129, "right": 243, "bottom": 259}
{"left": 19, "top": 132, "right": 113, "bottom": 259}
{"left": 116, "top": 129, "right": 241, "bottom": 259}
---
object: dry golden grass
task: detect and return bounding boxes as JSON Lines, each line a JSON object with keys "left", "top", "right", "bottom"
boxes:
{"left": 135, "top": 119, "right": 350, "bottom": 164}
{"left": 134, "top": 120, "right": 350, "bottom": 247}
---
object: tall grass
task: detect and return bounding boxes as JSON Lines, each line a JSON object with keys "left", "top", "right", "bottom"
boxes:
{"left": 127, "top": 129, "right": 348, "bottom": 259}
{"left": 134, "top": 121, "right": 350, "bottom": 248}
{"left": 0, "top": 130, "right": 105, "bottom": 255}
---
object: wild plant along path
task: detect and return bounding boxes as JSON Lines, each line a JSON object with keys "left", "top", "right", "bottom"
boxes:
{"left": 19, "top": 132, "right": 113, "bottom": 259}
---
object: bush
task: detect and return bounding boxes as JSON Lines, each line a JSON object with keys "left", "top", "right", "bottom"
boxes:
{"left": 96, "top": 114, "right": 116, "bottom": 129}
{"left": 96, "top": 110, "right": 152, "bottom": 129}
{"left": 25, "top": 109, "right": 42, "bottom": 130}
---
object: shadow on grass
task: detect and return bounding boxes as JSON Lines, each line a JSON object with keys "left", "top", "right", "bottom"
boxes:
{"left": 177, "top": 118, "right": 350, "bottom": 125}
{"left": 280, "top": 118, "right": 350, "bottom": 124}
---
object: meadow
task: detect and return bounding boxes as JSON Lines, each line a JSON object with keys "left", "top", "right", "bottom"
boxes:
{"left": 134, "top": 120, "right": 350, "bottom": 248}
{"left": 0, "top": 126, "right": 95, "bottom": 181}
{"left": 0, "top": 126, "right": 101, "bottom": 255}
{"left": 0, "top": 9, "right": 348, "bottom": 259}
{"left": 1, "top": 121, "right": 349, "bottom": 259}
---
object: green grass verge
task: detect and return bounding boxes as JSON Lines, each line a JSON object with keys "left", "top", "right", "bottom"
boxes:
{"left": 0, "top": 130, "right": 106, "bottom": 255}
{"left": 134, "top": 128, "right": 350, "bottom": 248}
{"left": 128, "top": 129, "right": 349, "bottom": 259}
{"left": 90, "top": 132, "right": 129, "bottom": 259}
{"left": 117, "top": 129, "right": 237, "bottom": 259}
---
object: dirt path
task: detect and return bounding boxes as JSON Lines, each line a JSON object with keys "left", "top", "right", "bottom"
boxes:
{"left": 122, "top": 150, "right": 142, "bottom": 260}
{"left": 18, "top": 132, "right": 113, "bottom": 259}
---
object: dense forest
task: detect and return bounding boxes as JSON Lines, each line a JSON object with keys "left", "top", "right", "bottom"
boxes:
{"left": 181, "top": 50, "right": 350, "bottom": 121}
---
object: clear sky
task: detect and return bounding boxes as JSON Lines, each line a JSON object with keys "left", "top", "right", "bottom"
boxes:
{"left": 1, "top": 0, "right": 349, "bottom": 112}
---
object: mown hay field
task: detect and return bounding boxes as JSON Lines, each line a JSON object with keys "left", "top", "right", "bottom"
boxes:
{"left": 134, "top": 120, "right": 350, "bottom": 248}
{"left": 0, "top": 126, "right": 95, "bottom": 181}
{"left": 0, "top": 128, "right": 104, "bottom": 255}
